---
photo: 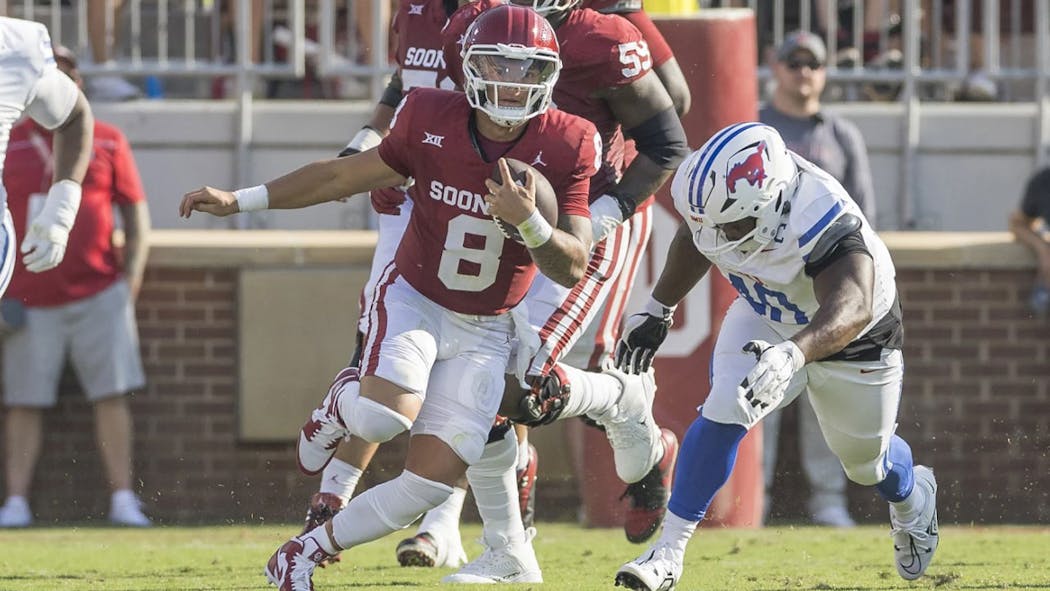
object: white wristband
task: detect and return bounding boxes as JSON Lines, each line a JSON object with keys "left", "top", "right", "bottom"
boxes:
{"left": 516, "top": 208, "right": 554, "bottom": 249}
{"left": 234, "top": 185, "right": 269, "bottom": 212}
{"left": 44, "top": 179, "right": 82, "bottom": 232}
{"left": 345, "top": 127, "right": 383, "bottom": 153}
{"left": 645, "top": 294, "right": 677, "bottom": 318}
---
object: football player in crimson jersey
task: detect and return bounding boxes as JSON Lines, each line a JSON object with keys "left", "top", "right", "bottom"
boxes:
{"left": 439, "top": 0, "right": 691, "bottom": 564}
{"left": 181, "top": 6, "right": 647, "bottom": 589}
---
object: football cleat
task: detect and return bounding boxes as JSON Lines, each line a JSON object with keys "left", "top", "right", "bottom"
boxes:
{"left": 890, "top": 465, "right": 939, "bottom": 580}
{"left": 442, "top": 527, "right": 542, "bottom": 584}
{"left": 594, "top": 366, "right": 662, "bottom": 484}
{"left": 0, "top": 497, "right": 32, "bottom": 528}
{"left": 264, "top": 535, "right": 333, "bottom": 591}
{"left": 517, "top": 443, "right": 539, "bottom": 529}
{"left": 396, "top": 531, "right": 468, "bottom": 568}
{"left": 615, "top": 544, "right": 683, "bottom": 591}
{"left": 297, "top": 367, "right": 358, "bottom": 475}
{"left": 109, "top": 492, "right": 152, "bottom": 527}
{"left": 300, "top": 493, "right": 344, "bottom": 567}
{"left": 623, "top": 428, "right": 678, "bottom": 543}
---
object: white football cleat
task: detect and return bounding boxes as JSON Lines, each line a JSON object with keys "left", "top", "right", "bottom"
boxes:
{"left": 297, "top": 367, "right": 358, "bottom": 475}
{"left": 0, "top": 497, "right": 32, "bottom": 528}
{"left": 890, "top": 465, "right": 939, "bottom": 580}
{"left": 442, "top": 527, "right": 542, "bottom": 584}
{"left": 109, "top": 491, "right": 152, "bottom": 527}
{"left": 615, "top": 544, "right": 683, "bottom": 591}
{"left": 396, "top": 531, "right": 469, "bottom": 568}
{"left": 595, "top": 366, "right": 662, "bottom": 484}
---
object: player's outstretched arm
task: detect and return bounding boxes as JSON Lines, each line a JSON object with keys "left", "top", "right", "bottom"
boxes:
{"left": 180, "top": 150, "right": 406, "bottom": 218}
{"left": 50, "top": 91, "right": 94, "bottom": 185}
{"left": 651, "top": 220, "right": 712, "bottom": 306}
{"left": 790, "top": 252, "right": 875, "bottom": 363}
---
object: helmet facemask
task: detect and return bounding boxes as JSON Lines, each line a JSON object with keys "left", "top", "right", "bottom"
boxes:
{"left": 463, "top": 43, "right": 560, "bottom": 128}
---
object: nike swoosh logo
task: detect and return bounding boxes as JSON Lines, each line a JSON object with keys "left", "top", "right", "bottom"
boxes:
{"left": 859, "top": 368, "right": 879, "bottom": 374}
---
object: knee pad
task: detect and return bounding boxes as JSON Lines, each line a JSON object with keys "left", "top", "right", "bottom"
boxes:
{"left": 348, "top": 397, "right": 413, "bottom": 443}
{"left": 512, "top": 365, "right": 570, "bottom": 427}
{"left": 413, "top": 408, "right": 489, "bottom": 466}
{"left": 470, "top": 426, "right": 518, "bottom": 477}
{"left": 369, "top": 470, "right": 453, "bottom": 530}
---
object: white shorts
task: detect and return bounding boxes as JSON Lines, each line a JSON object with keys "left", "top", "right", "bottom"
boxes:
{"left": 358, "top": 204, "right": 412, "bottom": 334}
{"left": 3, "top": 280, "right": 146, "bottom": 407}
{"left": 357, "top": 267, "right": 519, "bottom": 463}
{"left": 702, "top": 298, "right": 903, "bottom": 475}
{"left": 516, "top": 205, "right": 654, "bottom": 377}
{"left": 0, "top": 209, "right": 16, "bottom": 298}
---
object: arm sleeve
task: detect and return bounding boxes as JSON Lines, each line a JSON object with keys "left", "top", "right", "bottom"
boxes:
{"left": 838, "top": 121, "right": 877, "bottom": 226}
{"left": 376, "top": 92, "right": 416, "bottom": 178}
{"left": 111, "top": 130, "right": 147, "bottom": 205}
{"left": 24, "top": 67, "right": 79, "bottom": 130}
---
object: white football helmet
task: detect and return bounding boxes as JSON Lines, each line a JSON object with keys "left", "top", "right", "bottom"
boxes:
{"left": 462, "top": 4, "right": 562, "bottom": 128}
{"left": 673, "top": 122, "right": 797, "bottom": 257}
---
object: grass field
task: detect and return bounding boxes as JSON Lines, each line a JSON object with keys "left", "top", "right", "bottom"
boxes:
{"left": 1, "top": 523, "right": 1048, "bottom": 590}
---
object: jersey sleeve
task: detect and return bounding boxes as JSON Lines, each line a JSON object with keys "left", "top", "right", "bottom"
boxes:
{"left": 585, "top": 14, "right": 652, "bottom": 90}
{"left": 792, "top": 191, "right": 851, "bottom": 262}
{"left": 376, "top": 91, "right": 418, "bottom": 178}
{"left": 21, "top": 23, "right": 79, "bottom": 129}
{"left": 110, "top": 129, "right": 147, "bottom": 205}
{"left": 618, "top": 9, "right": 673, "bottom": 67}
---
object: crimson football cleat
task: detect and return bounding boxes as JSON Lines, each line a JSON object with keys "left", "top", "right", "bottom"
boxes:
{"left": 264, "top": 535, "right": 333, "bottom": 591}
{"left": 300, "top": 493, "right": 344, "bottom": 567}
{"left": 622, "top": 428, "right": 679, "bottom": 544}
{"left": 517, "top": 443, "right": 539, "bottom": 529}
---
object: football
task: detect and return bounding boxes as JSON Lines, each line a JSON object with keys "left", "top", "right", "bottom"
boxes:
{"left": 490, "top": 158, "right": 559, "bottom": 245}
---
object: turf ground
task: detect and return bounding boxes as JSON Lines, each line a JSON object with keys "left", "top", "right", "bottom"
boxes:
{"left": 1, "top": 523, "right": 1048, "bottom": 590}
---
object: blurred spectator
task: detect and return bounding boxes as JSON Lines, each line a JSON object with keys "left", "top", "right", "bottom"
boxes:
{"left": 0, "top": 47, "right": 152, "bottom": 528}
{"left": 86, "top": 0, "right": 142, "bottom": 101}
{"left": 1008, "top": 167, "right": 1050, "bottom": 317}
{"left": 758, "top": 30, "right": 877, "bottom": 528}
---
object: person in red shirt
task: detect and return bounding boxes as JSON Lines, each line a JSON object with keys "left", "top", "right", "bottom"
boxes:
{"left": 0, "top": 46, "right": 152, "bottom": 528}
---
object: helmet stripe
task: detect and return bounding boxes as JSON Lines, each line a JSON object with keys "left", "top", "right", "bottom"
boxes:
{"left": 688, "top": 122, "right": 766, "bottom": 212}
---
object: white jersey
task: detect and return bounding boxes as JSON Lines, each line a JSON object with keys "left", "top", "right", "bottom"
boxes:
{"left": 0, "top": 17, "right": 79, "bottom": 197}
{"left": 673, "top": 152, "right": 896, "bottom": 338}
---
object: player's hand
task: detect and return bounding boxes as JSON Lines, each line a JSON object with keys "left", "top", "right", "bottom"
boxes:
{"left": 484, "top": 158, "right": 535, "bottom": 226}
{"left": 590, "top": 193, "right": 635, "bottom": 243}
{"left": 738, "top": 340, "right": 805, "bottom": 411}
{"left": 179, "top": 186, "right": 238, "bottom": 218}
{"left": 20, "top": 219, "right": 68, "bottom": 273}
{"left": 615, "top": 297, "right": 676, "bottom": 374}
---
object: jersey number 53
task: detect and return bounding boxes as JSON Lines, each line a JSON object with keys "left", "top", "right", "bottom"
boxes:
{"left": 618, "top": 40, "right": 652, "bottom": 78}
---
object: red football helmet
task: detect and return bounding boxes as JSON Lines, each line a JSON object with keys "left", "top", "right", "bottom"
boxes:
{"left": 462, "top": 4, "right": 561, "bottom": 128}
{"left": 509, "top": 0, "right": 581, "bottom": 17}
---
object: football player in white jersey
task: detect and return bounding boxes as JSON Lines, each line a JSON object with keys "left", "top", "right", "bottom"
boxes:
{"left": 611, "top": 122, "right": 939, "bottom": 591}
{"left": 0, "top": 17, "right": 93, "bottom": 296}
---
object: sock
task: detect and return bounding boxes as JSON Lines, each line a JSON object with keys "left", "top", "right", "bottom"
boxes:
{"left": 319, "top": 458, "right": 363, "bottom": 503}
{"left": 417, "top": 486, "right": 466, "bottom": 537}
{"left": 556, "top": 364, "right": 621, "bottom": 420}
{"left": 516, "top": 440, "right": 531, "bottom": 472}
{"left": 467, "top": 429, "right": 525, "bottom": 549}
{"left": 329, "top": 470, "right": 452, "bottom": 550}
{"left": 657, "top": 511, "right": 697, "bottom": 558}
{"left": 666, "top": 415, "right": 748, "bottom": 522}
{"left": 303, "top": 523, "right": 340, "bottom": 555}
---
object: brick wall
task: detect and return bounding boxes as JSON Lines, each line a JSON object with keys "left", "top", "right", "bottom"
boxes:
{"left": 3, "top": 233, "right": 1047, "bottom": 525}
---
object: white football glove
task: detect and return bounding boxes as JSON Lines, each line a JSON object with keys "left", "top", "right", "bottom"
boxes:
{"left": 738, "top": 339, "right": 805, "bottom": 411}
{"left": 21, "top": 180, "right": 81, "bottom": 273}
{"left": 590, "top": 193, "right": 636, "bottom": 243}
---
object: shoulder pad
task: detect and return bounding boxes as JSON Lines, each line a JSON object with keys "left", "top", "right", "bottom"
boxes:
{"left": 808, "top": 212, "right": 862, "bottom": 263}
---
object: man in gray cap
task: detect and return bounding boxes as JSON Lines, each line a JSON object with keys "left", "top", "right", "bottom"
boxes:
{"left": 759, "top": 29, "right": 875, "bottom": 529}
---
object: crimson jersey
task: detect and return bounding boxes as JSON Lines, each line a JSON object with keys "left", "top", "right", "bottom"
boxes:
{"left": 581, "top": 0, "right": 674, "bottom": 66}
{"left": 372, "top": 0, "right": 457, "bottom": 215}
{"left": 444, "top": 4, "right": 651, "bottom": 199}
{"left": 377, "top": 88, "right": 598, "bottom": 315}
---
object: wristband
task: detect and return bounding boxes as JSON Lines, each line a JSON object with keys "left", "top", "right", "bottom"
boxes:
{"left": 234, "top": 185, "right": 269, "bottom": 212}
{"left": 516, "top": 208, "right": 554, "bottom": 249}
{"left": 644, "top": 295, "right": 677, "bottom": 318}
{"left": 44, "top": 179, "right": 82, "bottom": 231}
{"left": 344, "top": 126, "right": 383, "bottom": 154}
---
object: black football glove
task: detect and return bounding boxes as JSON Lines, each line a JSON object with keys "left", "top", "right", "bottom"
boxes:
{"left": 614, "top": 297, "right": 676, "bottom": 374}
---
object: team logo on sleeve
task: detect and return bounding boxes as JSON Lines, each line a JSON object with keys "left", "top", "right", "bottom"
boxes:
{"left": 725, "top": 141, "right": 769, "bottom": 199}
{"left": 408, "top": 3, "right": 424, "bottom": 15}
{"left": 422, "top": 132, "right": 445, "bottom": 147}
